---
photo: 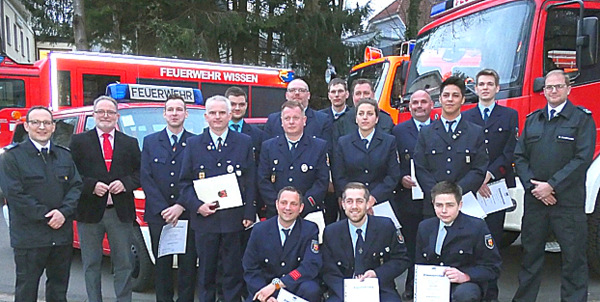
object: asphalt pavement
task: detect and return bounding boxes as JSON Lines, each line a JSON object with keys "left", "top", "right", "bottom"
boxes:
{"left": 0, "top": 214, "right": 599, "bottom": 301}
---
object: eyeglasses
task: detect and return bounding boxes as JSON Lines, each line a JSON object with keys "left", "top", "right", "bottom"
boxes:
{"left": 287, "top": 88, "right": 309, "bottom": 93}
{"left": 28, "top": 120, "right": 54, "bottom": 127}
{"left": 544, "top": 84, "right": 567, "bottom": 91}
{"left": 94, "top": 110, "right": 118, "bottom": 116}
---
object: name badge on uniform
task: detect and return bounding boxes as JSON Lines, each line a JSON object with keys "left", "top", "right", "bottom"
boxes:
{"left": 466, "top": 155, "right": 471, "bottom": 163}
{"left": 301, "top": 163, "right": 308, "bottom": 173}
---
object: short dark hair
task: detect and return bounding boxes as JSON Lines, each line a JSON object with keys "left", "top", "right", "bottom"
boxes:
{"left": 342, "top": 182, "right": 371, "bottom": 201}
{"left": 440, "top": 76, "right": 466, "bottom": 97}
{"left": 476, "top": 69, "right": 500, "bottom": 86}
{"left": 328, "top": 78, "right": 348, "bottom": 91}
{"left": 545, "top": 69, "right": 570, "bottom": 86}
{"left": 280, "top": 100, "right": 305, "bottom": 113}
{"left": 165, "top": 95, "right": 187, "bottom": 110}
{"left": 26, "top": 106, "right": 53, "bottom": 122}
{"left": 355, "top": 98, "right": 379, "bottom": 118}
{"left": 351, "top": 78, "right": 374, "bottom": 94}
{"left": 277, "top": 186, "right": 303, "bottom": 202}
{"left": 431, "top": 181, "right": 462, "bottom": 204}
{"left": 225, "top": 86, "right": 247, "bottom": 100}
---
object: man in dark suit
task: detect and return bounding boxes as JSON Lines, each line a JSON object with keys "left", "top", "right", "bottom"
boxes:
{"left": 258, "top": 101, "right": 329, "bottom": 218}
{"left": 179, "top": 95, "right": 256, "bottom": 302}
{"left": 322, "top": 182, "right": 410, "bottom": 302}
{"left": 69, "top": 96, "right": 141, "bottom": 302}
{"left": 319, "top": 78, "right": 350, "bottom": 224}
{"left": 243, "top": 186, "right": 322, "bottom": 302}
{"left": 415, "top": 181, "right": 502, "bottom": 302}
{"left": 264, "top": 79, "right": 332, "bottom": 145}
{"left": 334, "top": 78, "right": 394, "bottom": 138}
{"left": 391, "top": 89, "right": 434, "bottom": 300}
{"left": 413, "top": 76, "right": 489, "bottom": 218}
{"left": 462, "top": 69, "right": 518, "bottom": 302}
{"left": 141, "top": 95, "right": 197, "bottom": 302}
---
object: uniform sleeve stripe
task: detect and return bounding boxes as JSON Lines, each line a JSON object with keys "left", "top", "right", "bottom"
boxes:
{"left": 289, "top": 269, "right": 301, "bottom": 281}
{"left": 308, "top": 196, "right": 316, "bottom": 207}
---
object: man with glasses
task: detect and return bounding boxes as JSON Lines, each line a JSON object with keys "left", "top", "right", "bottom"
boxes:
{"left": 264, "top": 79, "right": 332, "bottom": 145}
{"left": 513, "top": 70, "right": 596, "bottom": 302}
{"left": 141, "top": 95, "right": 197, "bottom": 302}
{"left": 1, "top": 106, "right": 82, "bottom": 302}
{"left": 258, "top": 101, "right": 329, "bottom": 218}
{"left": 69, "top": 96, "right": 141, "bottom": 302}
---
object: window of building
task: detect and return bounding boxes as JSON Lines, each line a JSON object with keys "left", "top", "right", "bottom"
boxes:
{"left": 5, "top": 16, "right": 10, "bottom": 46}
{"left": 13, "top": 25, "right": 17, "bottom": 52}
{"left": 20, "top": 31, "right": 24, "bottom": 57}
{"left": 26, "top": 38, "right": 30, "bottom": 61}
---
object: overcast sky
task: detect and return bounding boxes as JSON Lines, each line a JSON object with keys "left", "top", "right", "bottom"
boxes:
{"left": 345, "top": 0, "right": 395, "bottom": 18}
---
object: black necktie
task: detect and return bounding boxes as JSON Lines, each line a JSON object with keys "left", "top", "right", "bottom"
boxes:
{"left": 217, "top": 137, "right": 223, "bottom": 151}
{"left": 232, "top": 124, "right": 240, "bottom": 132}
{"left": 290, "top": 141, "right": 298, "bottom": 156}
{"left": 418, "top": 123, "right": 423, "bottom": 132}
{"left": 483, "top": 108, "right": 490, "bottom": 122}
{"left": 550, "top": 109, "right": 556, "bottom": 120}
{"left": 446, "top": 120, "right": 456, "bottom": 135}
{"left": 362, "top": 139, "right": 369, "bottom": 149}
{"left": 40, "top": 147, "right": 48, "bottom": 163}
{"left": 282, "top": 228, "right": 290, "bottom": 246}
{"left": 171, "top": 134, "right": 178, "bottom": 152}
{"left": 354, "top": 229, "right": 365, "bottom": 276}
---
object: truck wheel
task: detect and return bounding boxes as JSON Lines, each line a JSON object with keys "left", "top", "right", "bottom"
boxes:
{"left": 587, "top": 195, "right": 600, "bottom": 275}
{"left": 131, "top": 226, "right": 154, "bottom": 292}
{"left": 500, "top": 231, "right": 520, "bottom": 248}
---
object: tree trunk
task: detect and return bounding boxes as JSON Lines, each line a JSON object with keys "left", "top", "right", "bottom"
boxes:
{"left": 73, "top": 0, "right": 88, "bottom": 50}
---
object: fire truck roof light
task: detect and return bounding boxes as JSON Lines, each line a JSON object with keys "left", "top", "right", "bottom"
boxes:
{"left": 431, "top": 1, "right": 449, "bottom": 16}
{"left": 106, "top": 83, "right": 204, "bottom": 105}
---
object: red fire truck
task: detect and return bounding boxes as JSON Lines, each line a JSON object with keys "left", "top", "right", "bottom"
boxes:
{"left": 0, "top": 51, "right": 294, "bottom": 146}
{"left": 349, "top": 0, "right": 600, "bottom": 272}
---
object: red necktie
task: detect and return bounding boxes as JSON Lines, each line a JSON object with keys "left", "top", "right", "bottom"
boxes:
{"left": 103, "top": 133, "right": 113, "bottom": 171}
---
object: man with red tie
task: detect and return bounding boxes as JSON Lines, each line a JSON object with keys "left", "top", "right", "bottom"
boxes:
{"left": 70, "top": 96, "right": 141, "bottom": 302}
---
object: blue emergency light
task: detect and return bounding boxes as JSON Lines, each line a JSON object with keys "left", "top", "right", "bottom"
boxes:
{"left": 106, "top": 83, "right": 204, "bottom": 105}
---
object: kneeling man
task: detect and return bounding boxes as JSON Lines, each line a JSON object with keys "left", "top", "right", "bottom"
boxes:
{"left": 243, "top": 186, "right": 322, "bottom": 302}
{"left": 415, "top": 181, "right": 502, "bottom": 302}
{"left": 322, "top": 182, "right": 410, "bottom": 302}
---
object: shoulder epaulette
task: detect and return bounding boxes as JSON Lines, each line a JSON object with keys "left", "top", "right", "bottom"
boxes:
{"left": 577, "top": 106, "right": 592, "bottom": 115}
{"left": 3, "top": 143, "right": 19, "bottom": 152}
{"left": 526, "top": 109, "right": 543, "bottom": 118}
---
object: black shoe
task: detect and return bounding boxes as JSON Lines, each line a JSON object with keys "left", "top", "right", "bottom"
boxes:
{"left": 401, "top": 289, "right": 414, "bottom": 301}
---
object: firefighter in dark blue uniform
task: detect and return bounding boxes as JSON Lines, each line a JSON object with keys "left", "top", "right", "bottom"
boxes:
{"left": 414, "top": 76, "right": 489, "bottom": 217}
{"left": 462, "top": 69, "right": 518, "bottom": 302}
{"left": 322, "top": 182, "right": 410, "bottom": 302}
{"left": 264, "top": 79, "right": 332, "bottom": 145}
{"left": 332, "top": 98, "right": 401, "bottom": 206}
{"left": 259, "top": 101, "right": 329, "bottom": 218}
{"left": 513, "top": 70, "right": 595, "bottom": 302}
{"left": 416, "top": 181, "right": 502, "bottom": 302}
{"left": 141, "top": 96, "right": 197, "bottom": 302}
{"left": 391, "top": 89, "right": 434, "bottom": 300}
{"left": 179, "top": 95, "right": 256, "bottom": 302}
{"left": 243, "top": 187, "right": 322, "bottom": 302}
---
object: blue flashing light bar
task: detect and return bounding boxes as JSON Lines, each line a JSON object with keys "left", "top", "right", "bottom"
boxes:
{"left": 106, "top": 83, "right": 204, "bottom": 105}
{"left": 431, "top": 1, "right": 450, "bottom": 17}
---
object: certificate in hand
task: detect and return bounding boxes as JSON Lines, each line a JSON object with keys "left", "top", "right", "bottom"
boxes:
{"left": 158, "top": 220, "right": 188, "bottom": 258}
{"left": 476, "top": 179, "right": 513, "bottom": 214}
{"left": 193, "top": 173, "right": 243, "bottom": 210}
{"left": 414, "top": 264, "right": 450, "bottom": 302}
{"left": 343, "top": 278, "right": 380, "bottom": 302}
{"left": 277, "top": 289, "right": 309, "bottom": 302}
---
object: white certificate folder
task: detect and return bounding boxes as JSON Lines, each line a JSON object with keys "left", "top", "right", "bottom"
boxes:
{"left": 193, "top": 173, "right": 243, "bottom": 210}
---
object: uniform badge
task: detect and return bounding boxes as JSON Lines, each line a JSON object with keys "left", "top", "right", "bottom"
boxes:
{"left": 199, "top": 171, "right": 205, "bottom": 179}
{"left": 271, "top": 173, "right": 276, "bottom": 183}
{"left": 301, "top": 164, "right": 308, "bottom": 173}
{"left": 405, "top": 153, "right": 410, "bottom": 161}
{"left": 485, "top": 234, "right": 495, "bottom": 249}
{"left": 227, "top": 165, "right": 234, "bottom": 173}
{"left": 311, "top": 240, "right": 319, "bottom": 254}
{"left": 466, "top": 155, "right": 471, "bottom": 164}
{"left": 396, "top": 229, "right": 405, "bottom": 244}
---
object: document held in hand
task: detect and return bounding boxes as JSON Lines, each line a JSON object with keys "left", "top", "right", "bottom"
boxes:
{"left": 414, "top": 264, "right": 450, "bottom": 302}
{"left": 411, "top": 159, "right": 424, "bottom": 200}
{"left": 373, "top": 201, "right": 402, "bottom": 229}
{"left": 475, "top": 179, "right": 513, "bottom": 214}
{"left": 344, "top": 278, "right": 380, "bottom": 302}
{"left": 158, "top": 220, "right": 188, "bottom": 258}
{"left": 193, "top": 173, "right": 243, "bottom": 210}
{"left": 277, "top": 288, "right": 309, "bottom": 302}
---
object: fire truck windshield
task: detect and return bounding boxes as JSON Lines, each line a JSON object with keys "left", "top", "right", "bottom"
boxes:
{"left": 406, "top": 0, "right": 534, "bottom": 101}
